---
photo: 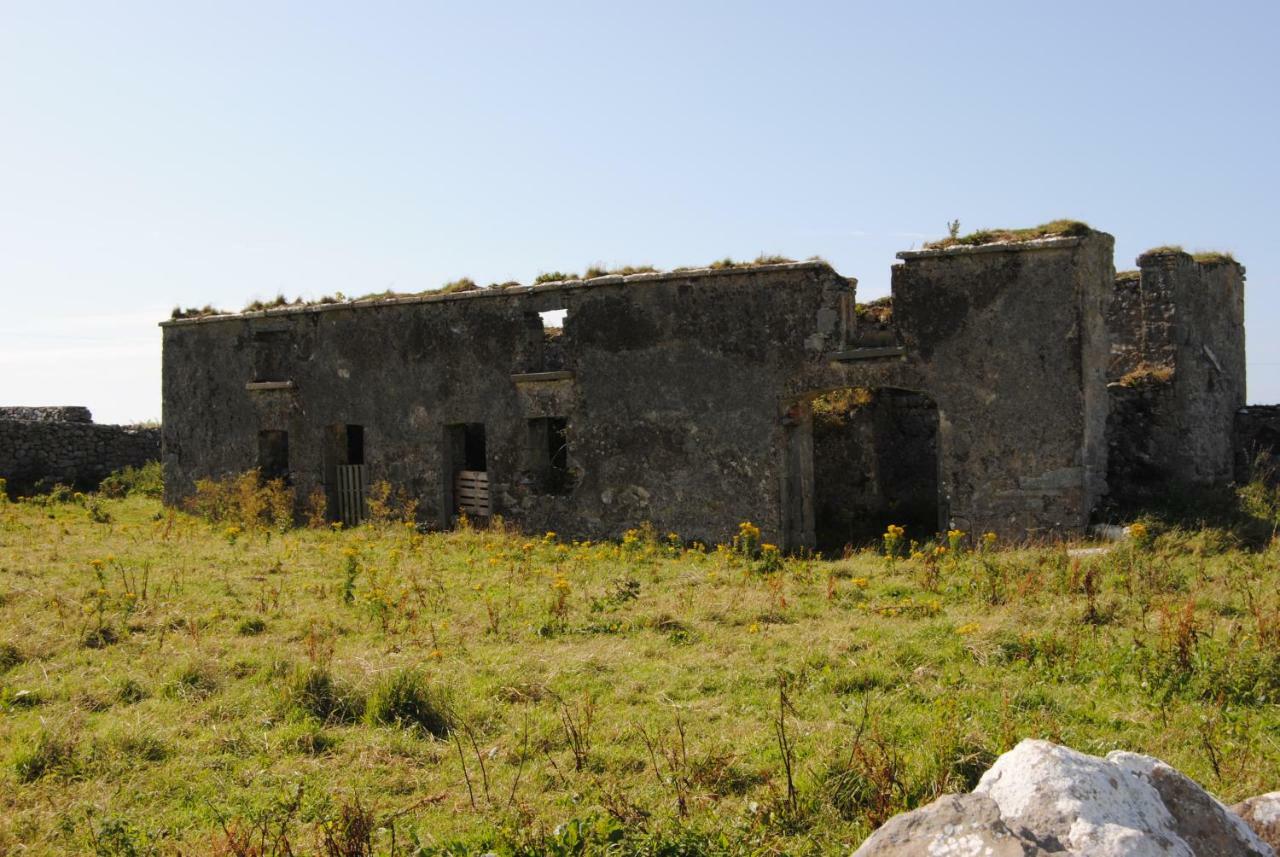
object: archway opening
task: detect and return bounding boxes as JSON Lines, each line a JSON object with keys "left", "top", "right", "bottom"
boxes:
{"left": 810, "top": 387, "right": 940, "bottom": 554}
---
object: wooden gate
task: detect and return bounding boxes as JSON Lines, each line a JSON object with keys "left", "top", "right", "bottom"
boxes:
{"left": 336, "top": 464, "right": 368, "bottom": 527}
{"left": 453, "top": 469, "right": 490, "bottom": 518}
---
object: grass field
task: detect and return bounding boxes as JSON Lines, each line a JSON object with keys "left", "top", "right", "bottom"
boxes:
{"left": 1, "top": 478, "right": 1278, "bottom": 855}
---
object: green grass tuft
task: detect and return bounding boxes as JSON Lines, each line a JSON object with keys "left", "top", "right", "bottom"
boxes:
{"left": 1192, "top": 251, "right": 1237, "bottom": 266}
{"left": 364, "top": 669, "right": 452, "bottom": 737}
{"left": 169, "top": 305, "right": 225, "bottom": 320}
{"left": 163, "top": 660, "right": 218, "bottom": 701}
{"left": 439, "top": 277, "right": 479, "bottom": 294}
{"left": 280, "top": 665, "right": 363, "bottom": 724}
{"left": 0, "top": 641, "right": 22, "bottom": 673}
{"left": 533, "top": 271, "right": 578, "bottom": 285}
{"left": 13, "top": 731, "right": 75, "bottom": 783}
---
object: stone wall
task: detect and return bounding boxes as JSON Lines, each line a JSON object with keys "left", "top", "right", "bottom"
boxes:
{"left": 162, "top": 232, "right": 1117, "bottom": 548}
{"left": 0, "top": 409, "right": 160, "bottom": 495}
{"left": 1105, "top": 250, "right": 1246, "bottom": 501}
{"left": 0, "top": 406, "right": 93, "bottom": 423}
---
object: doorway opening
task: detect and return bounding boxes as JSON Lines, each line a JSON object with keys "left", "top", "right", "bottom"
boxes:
{"left": 324, "top": 424, "right": 367, "bottom": 525}
{"left": 446, "top": 423, "right": 490, "bottom": 521}
{"left": 803, "top": 388, "right": 941, "bottom": 554}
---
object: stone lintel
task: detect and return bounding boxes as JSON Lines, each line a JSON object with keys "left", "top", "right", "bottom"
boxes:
{"left": 830, "top": 346, "right": 907, "bottom": 362}
{"left": 511, "top": 370, "right": 575, "bottom": 383}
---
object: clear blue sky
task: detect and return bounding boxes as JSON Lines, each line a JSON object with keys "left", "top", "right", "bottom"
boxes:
{"left": 3, "top": 1, "right": 1277, "bottom": 423}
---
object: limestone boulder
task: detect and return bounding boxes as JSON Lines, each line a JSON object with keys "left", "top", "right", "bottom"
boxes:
{"left": 856, "top": 739, "right": 1274, "bottom": 856}
{"left": 851, "top": 792, "right": 1050, "bottom": 856}
{"left": 1233, "top": 793, "right": 1280, "bottom": 854}
{"left": 975, "top": 740, "right": 1192, "bottom": 856}
{"left": 1107, "top": 751, "right": 1270, "bottom": 857}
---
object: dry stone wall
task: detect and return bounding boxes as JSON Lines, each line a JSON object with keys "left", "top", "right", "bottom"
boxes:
{"left": 0, "top": 408, "right": 160, "bottom": 495}
{"left": 0, "top": 406, "right": 93, "bottom": 423}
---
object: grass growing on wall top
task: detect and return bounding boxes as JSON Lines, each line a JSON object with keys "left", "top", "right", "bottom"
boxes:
{"left": 1138, "top": 246, "right": 1238, "bottom": 267}
{"left": 924, "top": 219, "right": 1092, "bottom": 249}
{"left": 2, "top": 471, "right": 1279, "bottom": 854}
{"left": 1192, "top": 251, "right": 1237, "bottom": 266}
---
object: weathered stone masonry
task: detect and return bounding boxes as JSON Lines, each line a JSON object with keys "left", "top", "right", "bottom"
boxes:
{"left": 1105, "top": 249, "right": 1247, "bottom": 500}
{"left": 162, "top": 230, "right": 1160, "bottom": 549}
{"left": 0, "top": 408, "right": 160, "bottom": 495}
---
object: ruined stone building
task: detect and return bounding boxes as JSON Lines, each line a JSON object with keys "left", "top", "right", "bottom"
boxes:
{"left": 160, "top": 225, "right": 1262, "bottom": 550}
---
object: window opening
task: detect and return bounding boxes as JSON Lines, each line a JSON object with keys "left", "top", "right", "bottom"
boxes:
{"left": 528, "top": 417, "right": 571, "bottom": 494}
{"left": 524, "top": 308, "right": 568, "bottom": 371}
{"left": 346, "top": 424, "right": 365, "bottom": 465}
{"left": 252, "top": 331, "right": 291, "bottom": 382}
{"left": 258, "top": 429, "right": 290, "bottom": 483}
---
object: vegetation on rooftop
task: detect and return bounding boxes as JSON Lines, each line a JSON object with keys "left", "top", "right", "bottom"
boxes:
{"left": 1142, "top": 245, "right": 1186, "bottom": 257}
{"left": 533, "top": 271, "right": 579, "bottom": 285}
{"left": 1193, "top": 251, "right": 1237, "bottom": 266}
{"left": 1116, "top": 269, "right": 1141, "bottom": 283}
{"left": 169, "top": 305, "right": 226, "bottom": 320}
{"left": 174, "top": 256, "right": 828, "bottom": 320}
{"left": 439, "top": 277, "right": 479, "bottom": 294}
{"left": 705, "top": 254, "right": 797, "bottom": 270}
{"left": 924, "top": 219, "right": 1092, "bottom": 250}
{"left": 243, "top": 294, "right": 305, "bottom": 313}
{"left": 2, "top": 465, "right": 1279, "bottom": 853}
{"left": 1138, "top": 246, "right": 1238, "bottom": 267}
{"left": 583, "top": 264, "right": 660, "bottom": 279}
{"left": 855, "top": 296, "right": 893, "bottom": 326}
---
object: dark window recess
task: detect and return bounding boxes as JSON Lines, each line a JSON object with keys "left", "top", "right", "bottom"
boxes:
{"left": 252, "top": 331, "right": 291, "bottom": 382}
{"left": 346, "top": 424, "right": 365, "bottom": 465}
{"left": 258, "top": 430, "right": 290, "bottom": 482}
{"left": 528, "top": 417, "right": 571, "bottom": 494}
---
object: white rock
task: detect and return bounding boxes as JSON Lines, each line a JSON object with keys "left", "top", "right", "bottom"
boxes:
{"left": 1108, "top": 751, "right": 1272, "bottom": 856}
{"left": 975, "top": 739, "right": 1191, "bottom": 856}
{"left": 1233, "top": 792, "right": 1280, "bottom": 854}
